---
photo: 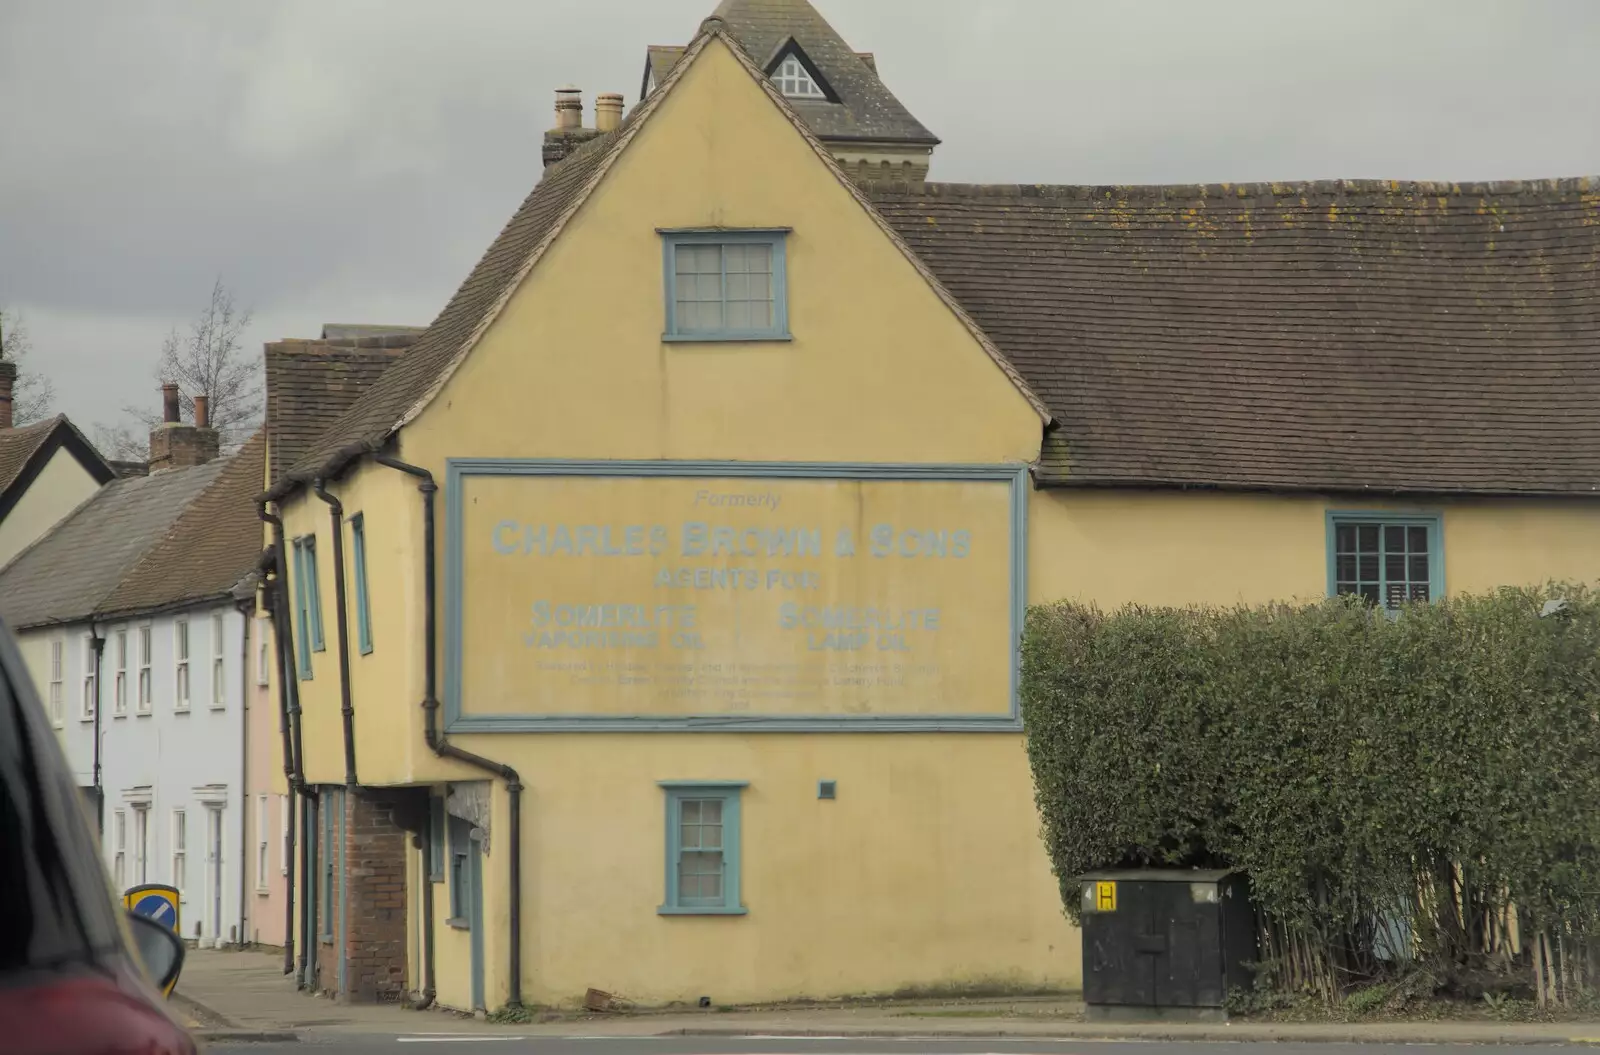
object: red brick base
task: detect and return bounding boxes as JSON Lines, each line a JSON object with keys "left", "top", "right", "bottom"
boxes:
{"left": 311, "top": 787, "right": 412, "bottom": 1003}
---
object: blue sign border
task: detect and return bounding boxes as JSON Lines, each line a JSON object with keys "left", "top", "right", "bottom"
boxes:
{"left": 443, "top": 459, "right": 1029, "bottom": 733}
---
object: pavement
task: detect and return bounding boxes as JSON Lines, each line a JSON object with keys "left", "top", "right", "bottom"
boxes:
{"left": 205, "top": 1042, "right": 1600, "bottom": 1055}
{"left": 177, "top": 948, "right": 1600, "bottom": 1048}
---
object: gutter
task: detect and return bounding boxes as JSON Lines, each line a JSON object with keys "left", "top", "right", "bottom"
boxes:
{"left": 236, "top": 597, "right": 252, "bottom": 949}
{"left": 256, "top": 501, "right": 306, "bottom": 979}
{"left": 373, "top": 451, "right": 523, "bottom": 1011}
{"left": 415, "top": 821, "right": 436, "bottom": 1008}
{"left": 89, "top": 621, "right": 104, "bottom": 835}
{"left": 311, "top": 481, "right": 358, "bottom": 786}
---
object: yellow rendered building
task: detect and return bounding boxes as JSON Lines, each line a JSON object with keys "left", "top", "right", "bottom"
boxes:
{"left": 258, "top": 1, "right": 1600, "bottom": 1012}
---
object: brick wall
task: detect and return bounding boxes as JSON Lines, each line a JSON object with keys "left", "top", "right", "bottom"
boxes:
{"left": 147, "top": 423, "right": 220, "bottom": 471}
{"left": 311, "top": 787, "right": 412, "bottom": 1003}
{"left": 343, "top": 789, "right": 410, "bottom": 1003}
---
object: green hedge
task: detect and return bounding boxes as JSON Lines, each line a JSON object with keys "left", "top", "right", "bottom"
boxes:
{"left": 1021, "top": 586, "right": 1600, "bottom": 1002}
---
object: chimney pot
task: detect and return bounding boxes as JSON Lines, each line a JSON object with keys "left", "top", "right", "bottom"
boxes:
{"left": 0, "top": 359, "right": 15, "bottom": 430}
{"left": 161, "top": 383, "right": 181, "bottom": 424}
{"left": 193, "top": 394, "right": 210, "bottom": 429}
{"left": 595, "top": 92, "right": 624, "bottom": 133}
{"left": 555, "top": 85, "right": 583, "bottom": 131}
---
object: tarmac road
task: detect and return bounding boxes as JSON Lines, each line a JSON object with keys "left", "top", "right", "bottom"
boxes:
{"left": 206, "top": 1034, "right": 1600, "bottom": 1054}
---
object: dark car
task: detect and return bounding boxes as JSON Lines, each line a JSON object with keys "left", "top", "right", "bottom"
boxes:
{"left": 0, "top": 616, "right": 195, "bottom": 1055}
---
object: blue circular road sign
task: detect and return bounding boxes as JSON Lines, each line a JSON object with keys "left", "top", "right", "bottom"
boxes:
{"left": 131, "top": 893, "right": 178, "bottom": 930}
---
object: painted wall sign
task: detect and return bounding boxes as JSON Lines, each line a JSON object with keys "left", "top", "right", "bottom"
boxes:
{"left": 445, "top": 461, "right": 1027, "bottom": 732}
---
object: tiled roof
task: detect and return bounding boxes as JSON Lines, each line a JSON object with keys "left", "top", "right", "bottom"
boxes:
{"left": 265, "top": 337, "right": 414, "bottom": 484}
{"left": 0, "top": 416, "right": 115, "bottom": 516}
{"left": 0, "top": 458, "right": 227, "bottom": 629}
{"left": 97, "top": 432, "right": 268, "bottom": 618}
{"left": 642, "top": 45, "right": 686, "bottom": 98}
{"left": 701, "top": 0, "right": 937, "bottom": 145}
{"left": 869, "top": 178, "right": 1600, "bottom": 495}
{"left": 0, "top": 417, "right": 57, "bottom": 497}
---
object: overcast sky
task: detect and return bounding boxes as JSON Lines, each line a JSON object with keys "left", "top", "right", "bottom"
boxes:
{"left": 3, "top": 0, "right": 1598, "bottom": 434}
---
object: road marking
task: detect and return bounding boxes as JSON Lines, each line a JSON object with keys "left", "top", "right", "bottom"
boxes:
{"left": 397, "top": 1037, "right": 526, "bottom": 1043}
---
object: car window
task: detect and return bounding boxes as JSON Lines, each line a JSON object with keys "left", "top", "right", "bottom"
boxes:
{"left": 0, "top": 619, "right": 123, "bottom": 973}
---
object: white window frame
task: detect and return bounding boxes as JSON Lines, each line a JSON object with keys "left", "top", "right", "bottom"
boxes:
{"left": 174, "top": 619, "right": 191, "bottom": 711}
{"left": 48, "top": 638, "right": 64, "bottom": 727}
{"left": 255, "top": 795, "right": 270, "bottom": 892}
{"left": 113, "top": 629, "right": 128, "bottom": 716}
{"left": 113, "top": 809, "right": 127, "bottom": 887}
{"left": 133, "top": 804, "right": 150, "bottom": 884}
{"left": 278, "top": 794, "right": 289, "bottom": 876}
{"left": 79, "top": 635, "right": 96, "bottom": 722}
{"left": 137, "top": 626, "right": 153, "bottom": 714}
{"left": 211, "top": 611, "right": 226, "bottom": 708}
{"left": 773, "top": 54, "right": 825, "bottom": 99}
{"left": 172, "top": 808, "right": 187, "bottom": 897}
{"left": 256, "top": 617, "right": 271, "bottom": 687}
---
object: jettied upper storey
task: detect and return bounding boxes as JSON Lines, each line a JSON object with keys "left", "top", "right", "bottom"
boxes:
{"left": 642, "top": 0, "right": 941, "bottom": 182}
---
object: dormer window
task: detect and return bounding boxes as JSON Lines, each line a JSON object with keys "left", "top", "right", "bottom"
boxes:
{"left": 773, "top": 54, "right": 825, "bottom": 99}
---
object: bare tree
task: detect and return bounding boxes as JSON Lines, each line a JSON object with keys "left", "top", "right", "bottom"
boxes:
{"left": 118, "top": 278, "right": 262, "bottom": 451}
{"left": 90, "top": 421, "right": 150, "bottom": 462}
{"left": 0, "top": 307, "right": 57, "bottom": 426}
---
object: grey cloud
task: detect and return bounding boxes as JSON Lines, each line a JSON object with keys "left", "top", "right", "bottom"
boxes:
{"left": 1, "top": 0, "right": 1596, "bottom": 428}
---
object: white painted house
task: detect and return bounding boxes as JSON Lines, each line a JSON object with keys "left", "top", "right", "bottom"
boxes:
{"left": 0, "top": 407, "right": 270, "bottom": 948}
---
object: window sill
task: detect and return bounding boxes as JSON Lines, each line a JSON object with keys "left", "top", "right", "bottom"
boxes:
{"left": 113, "top": 711, "right": 128, "bottom": 720}
{"left": 662, "top": 332, "right": 793, "bottom": 344}
{"left": 255, "top": 887, "right": 270, "bottom": 897}
{"left": 174, "top": 706, "right": 191, "bottom": 715}
{"left": 657, "top": 905, "right": 748, "bottom": 917}
{"left": 445, "top": 917, "right": 471, "bottom": 931}
{"left": 135, "top": 709, "right": 153, "bottom": 717}
{"left": 209, "top": 703, "right": 226, "bottom": 712}
{"left": 79, "top": 715, "right": 95, "bottom": 723}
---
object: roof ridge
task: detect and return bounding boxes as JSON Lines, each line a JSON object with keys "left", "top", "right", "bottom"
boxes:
{"left": 867, "top": 176, "right": 1600, "bottom": 200}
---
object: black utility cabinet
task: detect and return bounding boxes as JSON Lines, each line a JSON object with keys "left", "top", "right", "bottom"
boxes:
{"left": 1079, "top": 869, "right": 1256, "bottom": 1020}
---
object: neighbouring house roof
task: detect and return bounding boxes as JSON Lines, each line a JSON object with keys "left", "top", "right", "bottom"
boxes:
{"left": 642, "top": 45, "right": 686, "bottom": 97}
{"left": 95, "top": 432, "right": 268, "bottom": 619}
{"left": 869, "top": 178, "right": 1600, "bottom": 496}
{"left": 265, "top": 335, "right": 416, "bottom": 483}
{"left": 646, "top": 0, "right": 937, "bottom": 146}
{"left": 0, "top": 416, "right": 115, "bottom": 521}
{"left": 0, "top": 457, "right": 229, "bottom": 629}
{"left": 272, "top": 16, "right": 1600, "bottom": 501}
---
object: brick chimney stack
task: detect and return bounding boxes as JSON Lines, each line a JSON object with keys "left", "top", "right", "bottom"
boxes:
{"left": 0, "top": 359, "right": 16, "bottom": 430}
{"left": 148, "top": 384, "right": 220, "bottom": 473}
{"left": 542, "top": 85, "right": 608, "bottom": 168}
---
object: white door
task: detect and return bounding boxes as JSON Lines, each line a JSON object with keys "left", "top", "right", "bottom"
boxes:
{"left": 206, "top": 807, "right": 225, "bottom": 946}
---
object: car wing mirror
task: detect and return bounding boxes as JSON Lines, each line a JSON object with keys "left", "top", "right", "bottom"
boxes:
{"left": 127, "top": 911, "right": 186, "bottom": 997}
